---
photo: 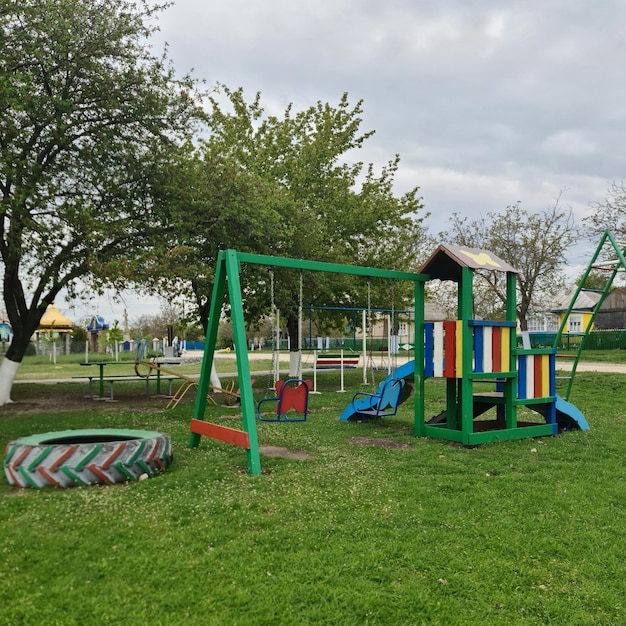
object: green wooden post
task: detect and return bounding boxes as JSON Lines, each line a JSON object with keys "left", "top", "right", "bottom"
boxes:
{"left": 458, "top": 267, "right": 475, "bottom": 443}
{"left": 413, "top": 280, "right": 425, "bottom": 437}
{"left": 189, "top": 248, "right": 428, "bottom": 472}
{"left": 189, "top": 251, "right": 227, "bottom": 449}
{"left": 224, "top": 250, "right": 262, "bottom": 476}
{"left": 504, "top": 270, "right": 518, "bottom": 429}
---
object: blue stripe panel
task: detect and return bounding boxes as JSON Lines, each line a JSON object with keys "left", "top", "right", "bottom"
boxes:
{"left": 474, "top": 325, "right": 484, "bottom": 373}
{"left": 518, "top": 355, "right": 527, "bottom": 399}
{"left": 424, "top": 322, "right": 434, "bottom": 378}
{"left": 468, "top": 320, "right": 517, "bottom": 327}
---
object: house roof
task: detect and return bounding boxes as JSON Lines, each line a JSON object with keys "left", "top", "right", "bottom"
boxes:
{"left": 419, "top": 244, "right": 518, "bottom": 282}
{"left": 599, "top": 286, "right": 626, "bottom": 311}
{"left": 551, "top": 289, "right": 602, "bottom": 313}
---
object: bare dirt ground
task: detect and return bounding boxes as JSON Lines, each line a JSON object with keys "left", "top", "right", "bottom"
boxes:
{"left": 5, "top": 359, "right": 626, "bottom": 418}
{"left": 3, "top": 383, "right": 187, "bottom": 416}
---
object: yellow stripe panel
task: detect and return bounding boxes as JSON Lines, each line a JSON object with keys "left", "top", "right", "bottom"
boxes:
{"left": 455, "top": 320, "right": 463, "bottom": 377}
{"left": 500, "top": 327, "right": 510, "bottom": 371}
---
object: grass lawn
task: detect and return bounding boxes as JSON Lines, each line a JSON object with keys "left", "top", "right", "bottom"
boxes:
{"left": 1, "top": 361, "right": 624, "bottom": 625}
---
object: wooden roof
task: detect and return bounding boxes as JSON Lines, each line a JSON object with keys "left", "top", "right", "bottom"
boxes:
{"left": 419, "top": 244, "right": 518, "bottom": 281}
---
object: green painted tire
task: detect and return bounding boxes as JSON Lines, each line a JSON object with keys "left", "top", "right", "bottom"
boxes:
{"left": 3, "top": 428, "right": 172, "bottom": 489}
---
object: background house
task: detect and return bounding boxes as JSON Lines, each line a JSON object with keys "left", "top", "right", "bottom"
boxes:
{"left": 594, "top": 286, "right": 626, "bottom": 329}
{"left": 550, "top": 289, "right": 602, "bottom": 333}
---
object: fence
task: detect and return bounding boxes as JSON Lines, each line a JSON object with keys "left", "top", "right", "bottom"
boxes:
{"left": 526, "top": 330, "right": 626, "bottom": 351}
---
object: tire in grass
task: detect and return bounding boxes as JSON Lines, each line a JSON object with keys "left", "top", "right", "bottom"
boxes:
{"left": 3, "top": 428, "right": 173, "bottom": 488}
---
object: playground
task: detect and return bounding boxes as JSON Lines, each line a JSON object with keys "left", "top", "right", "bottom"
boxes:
{"left": 1, "top": 365, "right": 624, "bottom": 624}
{"left": 1, "top": 236, "right": 625, "bottom": 622}
{"left": 187, "top": 246, "right": 591, "bottom": 475}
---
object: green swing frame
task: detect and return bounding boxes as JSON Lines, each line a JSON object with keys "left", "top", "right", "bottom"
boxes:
{"left": 188, "top": 249, "right": 428, "bottom": 476}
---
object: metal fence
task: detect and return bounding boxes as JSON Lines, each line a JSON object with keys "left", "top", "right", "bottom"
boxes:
{"left": 527, "top": 330, "right": 626, "bottom": 351}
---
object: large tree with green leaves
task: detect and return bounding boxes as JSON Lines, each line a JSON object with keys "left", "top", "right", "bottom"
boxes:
{"left": 0, "top": 0, "right": 202, "bottom": 403}
{"left": 157, "top": 88, "right": 430, "bottom": 371}
{"left": 441, "top": 200, "right": 580, "bottom": 329}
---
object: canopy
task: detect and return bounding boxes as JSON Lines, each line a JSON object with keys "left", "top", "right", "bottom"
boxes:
{"left": 39, "top": 303, "right": 73, "bottom": 333}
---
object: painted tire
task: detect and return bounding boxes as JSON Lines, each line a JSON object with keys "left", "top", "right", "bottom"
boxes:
{"left": 3, "top": 428, "right": 172, "bottom": 488}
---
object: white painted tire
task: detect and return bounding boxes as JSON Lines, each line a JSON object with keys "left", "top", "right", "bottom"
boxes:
{"left": 3, "top": 429, "right": 172, "bottom": 488}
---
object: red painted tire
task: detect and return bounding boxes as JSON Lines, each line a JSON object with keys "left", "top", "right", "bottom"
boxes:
{"left": 3, "top": 429, "right": 172, "bottom": 488}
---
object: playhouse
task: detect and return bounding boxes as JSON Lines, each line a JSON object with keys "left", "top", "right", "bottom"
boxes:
{"left": 411, "top": 244, "right": 584, "bottom": 444}
{"left": 188, "top": 247, "right": 588, "bottom": 475}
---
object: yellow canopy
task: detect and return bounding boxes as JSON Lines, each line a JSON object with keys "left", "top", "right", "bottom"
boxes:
{"left": 39, "top": 303, "right": 73, "bottom": 332}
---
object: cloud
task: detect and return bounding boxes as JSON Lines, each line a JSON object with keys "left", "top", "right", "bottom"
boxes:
{"left": 139, "top": 0, "right": 626, "bottom": 304}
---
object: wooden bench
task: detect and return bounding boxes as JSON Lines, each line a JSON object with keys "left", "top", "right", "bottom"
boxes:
{"left": 315, "top": 353, "right": 360, "bottom": 369}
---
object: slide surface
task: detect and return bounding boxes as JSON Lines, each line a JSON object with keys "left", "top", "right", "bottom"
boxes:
{"left": 554, "top": 395, "right": 590, "bottom": 431}
{"left": 339, "top": 362, "right": 590, "bottom": 432}
{"left": 339, "top": 360, "right": 415, "bottom": 421}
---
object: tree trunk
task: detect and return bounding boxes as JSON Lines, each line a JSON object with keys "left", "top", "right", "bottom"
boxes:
{"left": 197, "top": 310, "right": 224, "bottom": 393}
{"left": 0, "top": 326, "right": 38, "bottom": 405}
{"left": 0, "top": 357, "right": 20, "bottom": 405}
{"left": 286, "top": 314, "right": 301, "bottom": 378}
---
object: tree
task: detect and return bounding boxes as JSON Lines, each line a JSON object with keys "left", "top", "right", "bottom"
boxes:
{"left": 587, "top": 182, "right": 626, "bottom": 240}
{"left": 157, "top": 89, "right": 431, "bottom": 374}
{"left": 0, "top": 0, "right": 202, "bottom": 403}
{"left": 441, "top": 200, "right": 580, "bottom": 330}
{"left": 576, "top": 269, "right": 609, "bottom": 291}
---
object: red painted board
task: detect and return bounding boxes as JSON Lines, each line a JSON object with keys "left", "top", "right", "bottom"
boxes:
{"left": 189, "top": 419, "right": 250, "bottom": 449}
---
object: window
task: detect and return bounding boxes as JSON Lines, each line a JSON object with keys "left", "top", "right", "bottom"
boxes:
{"left": 568, "top": 314, "right": 583, "bottom": 332}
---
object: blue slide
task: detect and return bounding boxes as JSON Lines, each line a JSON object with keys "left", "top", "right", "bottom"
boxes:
{"left": 554, "top": 395, "right": 590, "bottom": 431}
{"left": 525, "top": 395, "right": 590, "bottom": 431}
{"left": 339, "top": 360, "right": 416, "bottom": 421}
{"left": 339, "top": 360, "right": 590, "bottom": 431}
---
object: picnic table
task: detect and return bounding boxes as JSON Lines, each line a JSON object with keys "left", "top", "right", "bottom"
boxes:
{"left": 79, "top": 360, "right": 182, "bottom": 400}
{"left": 79, "top": 361, "right": 132, "bottom": 398}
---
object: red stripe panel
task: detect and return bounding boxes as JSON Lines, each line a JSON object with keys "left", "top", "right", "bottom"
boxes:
{"left": 189, "top": 419, "right": 251, "bottom": 450}
{"left": 443, "top": 321, "right": 456, "bottom": 378}
{"left": 492, "top": 327, "right": 501, "bottom": 371}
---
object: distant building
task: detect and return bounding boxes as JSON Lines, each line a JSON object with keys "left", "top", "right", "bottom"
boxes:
{"left": 550, "top": 289, "right": 602, "bottom": 333}
{"left": 594, "top": 286, "right": 626, "bottom": 329}
{"left": 525, "top": 312, "right": 560, "bottom": 333}
{"left": 87, "top": 314, "right": 109, "bottom": 352}
{"left": 36, "top": 303, "right": 73, "bottom": 355}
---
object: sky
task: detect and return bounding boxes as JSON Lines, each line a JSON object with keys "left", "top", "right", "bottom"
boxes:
{"left": 61, "top": 0, "right": 626, "bottom": 324}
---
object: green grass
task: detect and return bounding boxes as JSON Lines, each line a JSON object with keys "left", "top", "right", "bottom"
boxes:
{"left": 1, "top": 367, "right": 625, "bottom": 625}
{"left": 13, "top": 352, "right": 246, "bottom": 380}
{"left": 577, "top": 349, "right": 626, "bottom": 363}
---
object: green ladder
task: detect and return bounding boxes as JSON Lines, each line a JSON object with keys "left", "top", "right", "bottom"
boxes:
{"left": 553, "top": 230, "right": 626, "bottom": 400}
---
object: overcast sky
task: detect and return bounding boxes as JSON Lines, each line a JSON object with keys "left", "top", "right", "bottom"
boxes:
{"left": 68, "top": 0, "right": 626, "bottom": 323}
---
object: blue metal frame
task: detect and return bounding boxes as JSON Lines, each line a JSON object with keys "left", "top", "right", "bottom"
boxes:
{"left": 256, "top": 379, "right": 310, "bottom": 422}
{"left": 350, "top": 377, "right": 405, "bottom": 422}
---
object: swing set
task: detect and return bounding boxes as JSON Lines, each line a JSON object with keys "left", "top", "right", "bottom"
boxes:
{"left": 188, "top": 249, "right": 424, "bottom": 476}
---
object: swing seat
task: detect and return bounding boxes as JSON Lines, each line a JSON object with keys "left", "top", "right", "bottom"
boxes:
{"left": 351, "top": 377, "right": 405, "bottom": 422}
{"left": 256, "top": 379, "right": 311, "bottom": 422}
